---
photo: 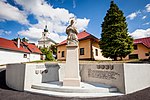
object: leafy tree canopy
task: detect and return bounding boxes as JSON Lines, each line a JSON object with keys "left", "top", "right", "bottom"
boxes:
{"left": 40, "top": 48, "right": 55, "bottom": 61}
{"left": 100, "top": 1, "right": 133, "bottom": 61}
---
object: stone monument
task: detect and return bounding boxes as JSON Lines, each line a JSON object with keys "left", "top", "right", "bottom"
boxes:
{"left": 63, "top": 19, "right": 80, "bottom": 86}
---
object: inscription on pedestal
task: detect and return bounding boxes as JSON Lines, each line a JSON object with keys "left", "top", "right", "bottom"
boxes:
{"left": 36, "top": 65, "right": 45, "bottom": 69}
{"left": 35, "top": 65, "right": 48, "bottom": 75}
{"left": 88, "top": 69, "right": 120, "bottom": 80}
{"left": 96, "top": 65, "right": 114, "bottom": 70}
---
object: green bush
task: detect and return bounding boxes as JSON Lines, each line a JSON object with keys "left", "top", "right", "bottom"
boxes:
{"left": 46, "top": 51, "right": 55, "bottom": 61}
{"left": 40, "top": 48, "right": 54, "bottom": 61}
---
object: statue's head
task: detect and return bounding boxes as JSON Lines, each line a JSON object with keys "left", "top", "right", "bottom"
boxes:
{"left": 70, "top": 19, "right": 74, "bottom": 25}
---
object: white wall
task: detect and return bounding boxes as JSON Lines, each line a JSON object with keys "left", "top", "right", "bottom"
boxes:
{"left": 38, "top": 41, "right": 55, "bottom": 48}
{"left": 0, "top": 49, "right": 29, "bottom": 65}
{"left": 6, "top": 64, "right": 26, "bottom": 91}
{"left": 124, "top": 63, "right": 150, "bottom": 94}
{"left": 6, "top": 63, "right": 60, "bottom": 91}
{"left": 29, "top": 53, "right": 41, "bottom": 61}
{"left": 92, "top": 46, "right": 111, "bottom": 60}
{"left": 6, "top": 63, "right": 150, "bottom": 94}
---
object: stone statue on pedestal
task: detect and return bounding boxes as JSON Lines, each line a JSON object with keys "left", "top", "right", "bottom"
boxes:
{"left": 66, "top": 19, "right": 78, "bottom": 45}
{"left": 63, "top": 18, "right": 80, "bottom": 87}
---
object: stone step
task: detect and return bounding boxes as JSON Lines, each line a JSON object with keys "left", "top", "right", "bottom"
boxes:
{"left": 31, "top": 82, "right": 118, "bottom": 93}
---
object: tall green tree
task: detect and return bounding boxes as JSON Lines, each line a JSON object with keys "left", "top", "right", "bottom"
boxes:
{"left": 100, "top": 1, "right": 133, "bottom": 61}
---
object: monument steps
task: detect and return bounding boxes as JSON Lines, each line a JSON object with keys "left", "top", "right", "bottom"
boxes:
{"left": 31, "top": 81, "right": 118, "bottom": 93}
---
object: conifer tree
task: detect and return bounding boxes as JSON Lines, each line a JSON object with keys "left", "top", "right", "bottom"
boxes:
{"left": 100, "top": 1, "right": 133, "bottom": 60}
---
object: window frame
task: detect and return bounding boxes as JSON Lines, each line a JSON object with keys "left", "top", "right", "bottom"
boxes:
{"left": 23, "top": 54, "right": 27, "bottom": 58}
{"left": 129, "top": 54, "right": 138, "bottom": 59}
{"left": 133, "top": 44, "right": 138, "bottom": 50}
{"left": 95, "top": 49, "right": 98, "bottom": 56}
{"left": 145, "top": 53, "right": 149, "bottom": 56}
{"left": 61, "top": 51, "right": 65, "bottom": 57}
{"left": 80, "top": 48, "right": 84, "bottom": 55}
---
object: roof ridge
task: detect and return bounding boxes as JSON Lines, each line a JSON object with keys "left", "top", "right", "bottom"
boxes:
{"left": 0, "top": 37, "right": 42, "bottom": 54}
{"left": 57, "top": 31, "right": 99, "bottom": 46}
{"left": 134, "top": 37, "right": 150, "bottom": 40}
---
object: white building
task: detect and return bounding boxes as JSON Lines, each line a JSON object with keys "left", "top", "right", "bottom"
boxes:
{"left": 0, "top": 37, "right": 42, "bottom": 65}
{"left": 38, "top": 25, "right": 56, "bottom": 48}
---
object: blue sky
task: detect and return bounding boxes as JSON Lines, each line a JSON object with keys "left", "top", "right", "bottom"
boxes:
{"left": 0, "top": 0, "right": 150, "bottom": 43}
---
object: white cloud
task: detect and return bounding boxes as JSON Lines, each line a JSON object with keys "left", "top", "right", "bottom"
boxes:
{"left": 0, "top": 1, "right": 28, "bottom": 24}
{"left": 145, "top": 4, "right": 150, "bottom": 12}
{"left": 127, "top": 11, "right": 141, "bottom": 20}
{"left": 130, "top": 28, "right": 150, "bottom": 39}
{"left": 18, "top": 27, "right": 67, "bottom": 43}
{"left": 75, "top": 18, "right": 90, "bottom": 31}
{"left": 48, "top": 32, "right": 67, "bottom": 43}
{"left": 143, "top": 22, "right": 150, "bottom": 25}
{"left": 14, "top": 0, "right": 90, "bottom": 43}
{"left": 142, "top": 16, "right": 146, "bottom": 19}
{"left": 0, "top": 29, "right": 11, "bottom": 35}
{"left": 18, "top": 27, "right": 43, "bottom": 40}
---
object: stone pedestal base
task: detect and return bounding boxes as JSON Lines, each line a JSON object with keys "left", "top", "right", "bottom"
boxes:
{"left": 63, "top": 78, "right": 80, "bottom": 87}
{"left": 63, "top": 43, "right": 80, "bottom": 87}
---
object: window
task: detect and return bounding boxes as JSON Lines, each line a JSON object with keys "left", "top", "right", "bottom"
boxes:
{"left": 129, "top": 54, "right": 138, "bottom": 59}
{"left": 61, "top": 51, "right": 64, "bottom": 57}
{"left": 44, "top": 33, "right": 45, "bottom": 36}
{"left": 23, "top": 46, "right": 27, "bottom": 49}
{"left": 24, "top": 54, "right": 27, "bottom": 58}
{"left": 133, "top": 45, "right": 138, "bottom": 50}
{"left": 80, "top": 48, "right": 84, "bottom": 55}
{"left": 145, "top": 53, "right": 149, "bottom": 56}
{"left": 95, "top": 49, "right": 98, "bottom": 56}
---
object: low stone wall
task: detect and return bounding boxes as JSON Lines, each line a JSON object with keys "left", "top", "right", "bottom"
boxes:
{"left": 6, "top": 63, "right": 150, "bottom": 94}
{"left": 80, "top": 63, "right": 125, "bottom": 93}
{"left": 123, "top": 63, "right": 150, "bottom": 94}
{"left": 6, "top": 63, "right": 60, "bottom": 91}
{"left": 6, "top": 63, "right": 25, "bottom": 91}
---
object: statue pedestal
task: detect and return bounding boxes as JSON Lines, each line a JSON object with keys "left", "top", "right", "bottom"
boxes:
{"left": 63, "top": 43, "right": 80, "bottom": 87}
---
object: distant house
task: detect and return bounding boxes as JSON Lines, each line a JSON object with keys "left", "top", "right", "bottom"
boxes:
{"left": 125, "top": 37, "right": 150, "bottom": 60}
{"left": 0, "top": 37, "right": 42, "bottom": 65}
{"left": 38, "top": 25, "right": 56, "bottom": 48}
{"left": 57, "top": 30, "right": 110, "bottom": 61}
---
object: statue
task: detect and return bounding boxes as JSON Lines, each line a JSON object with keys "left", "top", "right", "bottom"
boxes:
{"left": 66, "top": 19, "right": 78, "bottom": 45}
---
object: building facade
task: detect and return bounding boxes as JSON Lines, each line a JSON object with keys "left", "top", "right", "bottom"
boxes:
{"left": 125, "top": 37, "right": 150, "bottom": 60}
{"left": 0, "top": 38, "right": 42, "bottom": 65}
{"left": 38, "top": 25, "right": 56, "bottom": 48}
{"left": 57, "top": 31, "right": 110, "bottom": 61}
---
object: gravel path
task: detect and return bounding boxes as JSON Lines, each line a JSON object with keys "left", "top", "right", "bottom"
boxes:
{"left": 0, "top": 69, "right": 150, "bottom": 100}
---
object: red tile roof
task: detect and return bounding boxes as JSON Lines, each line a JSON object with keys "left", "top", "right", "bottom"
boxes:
{"left": 57, "top": 31, "right": 99, "bottom": 46}
{"left": 23, "top": 42, "right": 42, "bottom": 54}
{"left": 0, "top": 38, "right": 42, "bottom": 54}
{"left": 134, "top": 37, "right": 150, "bottom": 48}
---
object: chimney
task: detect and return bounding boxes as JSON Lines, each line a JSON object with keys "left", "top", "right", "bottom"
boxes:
{"left": 17, "top": 38, "right": 20, "bottom": 48}
{"left": 83, "top": 29, "right": 86, "bottom": 32}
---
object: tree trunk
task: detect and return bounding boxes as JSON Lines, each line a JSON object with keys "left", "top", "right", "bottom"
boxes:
{"left": 120, "top": 57, "right": 123, "bottom": 61}
{"left": 114, "top": 57, "right": 117, "bottom": 61}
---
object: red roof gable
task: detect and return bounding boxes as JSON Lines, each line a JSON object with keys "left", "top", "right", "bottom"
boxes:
{"left": 58, "top": 31, "right": 99, "bottom": 46}
{"left": 134, "top": 37, "right": 150, "bottom": 48}
{"left": 0, "top": 38, "right": 42, "bottom": 54}
{"left": 23, "top": 42, "right": 42, "bottom": 54}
